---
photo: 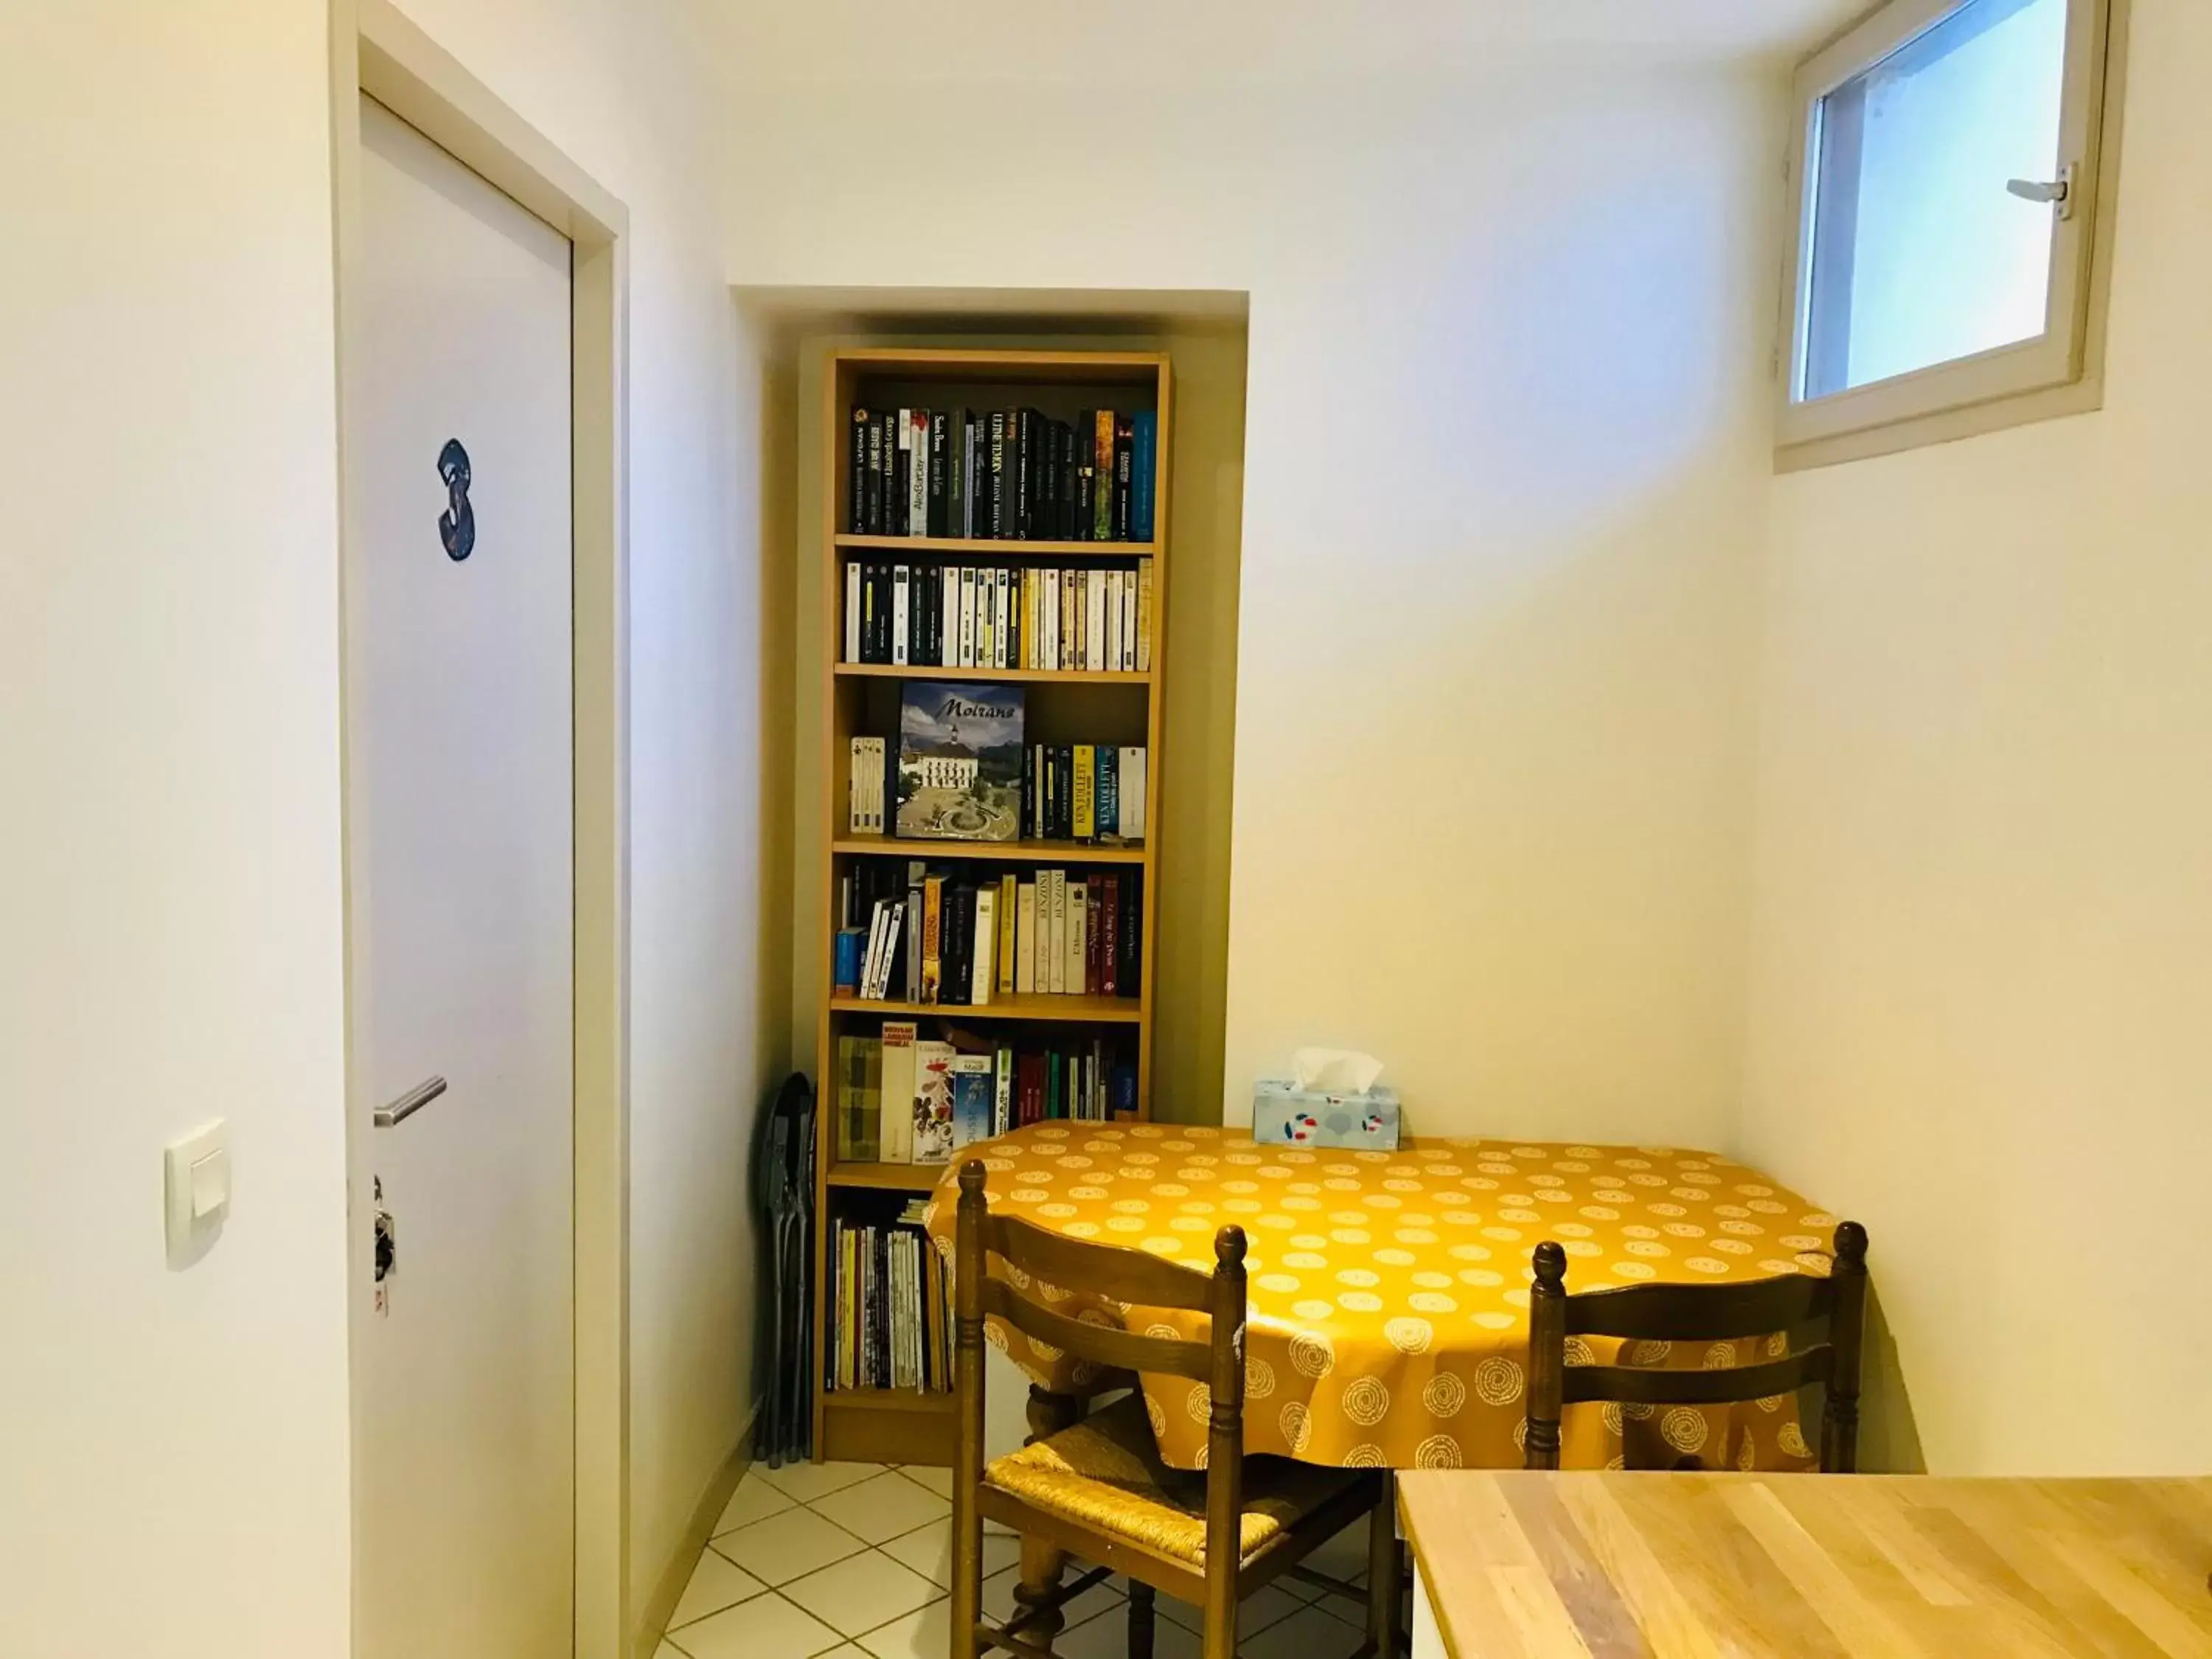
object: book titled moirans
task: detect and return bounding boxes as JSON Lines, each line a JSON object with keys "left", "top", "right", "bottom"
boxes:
{"left": 896, "top": 682, "right": 1025, "bottom": 842}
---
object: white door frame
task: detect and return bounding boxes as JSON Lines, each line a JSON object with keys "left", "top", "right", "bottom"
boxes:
{"left": 329, "top": 4, "right": 631, "bottom": 1655}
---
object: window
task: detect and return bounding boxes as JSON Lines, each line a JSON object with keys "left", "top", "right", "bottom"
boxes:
{"left": 1777, "top": 0, "right": 2122, "bottom": 467}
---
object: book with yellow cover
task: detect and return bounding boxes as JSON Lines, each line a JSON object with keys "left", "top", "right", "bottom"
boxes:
{"left": 1072, "top": 745, "right": 1096, "bottom": 841}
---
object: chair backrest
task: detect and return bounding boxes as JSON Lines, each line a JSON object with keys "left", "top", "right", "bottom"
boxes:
{"left": 953, "top": 1161, "right": 1250, "bottom": 1595}
{"left": 1523, "top": 1221, "right": 1869, "bottom": 1472}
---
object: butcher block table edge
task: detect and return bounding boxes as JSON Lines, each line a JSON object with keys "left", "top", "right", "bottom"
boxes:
{"left": 1397, "top": 1469, "right": 2212, "bottom": 1659}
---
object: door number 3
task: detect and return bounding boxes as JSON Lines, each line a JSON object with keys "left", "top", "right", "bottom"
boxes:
{"left": 438, "top": 438, "right": 476, "bottom": 562}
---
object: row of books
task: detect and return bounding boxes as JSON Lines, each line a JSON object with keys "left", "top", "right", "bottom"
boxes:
{"left": 851, "top": 736, "right": 1147, "bottom": 845}
{"left": 847, "top": 406, "right": 1157, "bottom": 543}
{"left": 1024, "top": 745, "right": 1145, "bottom": 844}
{"left": 836, "top": 864, "right": 1141, "bottom": 1004}
{"left": 843, "top": 560, "right": 1153, "bottom": 675}
{"left": 834, "top": 1022, "right": 1134, "bottom": 1166}
{"left": 827, "top": 1203, "right": 950, "bottom": 1394}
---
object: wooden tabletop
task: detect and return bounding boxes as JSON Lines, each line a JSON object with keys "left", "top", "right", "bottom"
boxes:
{"left": 1398, "top": 1470, "right": 2212, "bottom": 1658}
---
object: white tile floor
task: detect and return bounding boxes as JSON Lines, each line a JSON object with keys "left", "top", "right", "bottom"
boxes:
{"left": 655, "top": 1458, "right": 1387, "bottom": 1659}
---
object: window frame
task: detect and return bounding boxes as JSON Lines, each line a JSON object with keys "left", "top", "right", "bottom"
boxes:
{"left": 1775, "top": 0, "right": 2124, "bottom": 470}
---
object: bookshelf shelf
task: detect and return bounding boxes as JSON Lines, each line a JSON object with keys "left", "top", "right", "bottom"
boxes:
{"left": 811, "top": 347, "right": 1172, "bottom": 1467}
{"left": 833, "top": 664, "right": 1150, "bottom": 686}
{"left": 824, "top": 1388, "right": 955, "bottom": 1416}
{"left": 830, "top": 992, "right": 1144, "bottom": 1025}
{"left": 826, "top": 1161, "right": 948, "bottom": 1192}
{"left": 832, "top": 836, "right": 1149, "bottom": 866}
{"left": 837, "top": 534, "right": 1157, "bottom": 560}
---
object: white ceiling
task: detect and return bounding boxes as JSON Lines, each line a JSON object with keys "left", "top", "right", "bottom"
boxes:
{"left": 726, "top": 0, "right": 1874, "bottom": 84}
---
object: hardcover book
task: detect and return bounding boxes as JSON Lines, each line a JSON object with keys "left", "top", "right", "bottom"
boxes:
{"left": 949, "top": 1054, "right": 995, "bottom": 1148}
{"left": 912, "top": 1040, "right": 956, "bottom": 1163}
{"left": 895, "top": 682, "right": 1025, "bottom": 842}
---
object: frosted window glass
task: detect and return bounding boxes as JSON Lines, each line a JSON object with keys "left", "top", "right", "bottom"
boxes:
{"left": 1803, "top": 0, "right": 2069, "bottom": 398}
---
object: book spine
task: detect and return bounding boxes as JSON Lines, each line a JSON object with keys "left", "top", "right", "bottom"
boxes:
{"left": 928, "top": 410, "right": 950, "bottom": 537}
{"left": 992, "top": 569, "right": 1009, "bottom": 669}
{"left": 1041, "top": 570, "right": 1058, "bottom": 671}
{"left": 1105, "top": 570, "right": 1123, "bottom": 673}
{"left": 1015, "top": 881, "right": 1037, "bottom": 994}
{"left": 1114, "top": 415, "right": 1134, "bottom": 540}
{"left": 1101, "top": 874, "right": 1121, "bottom": 996}
{"left": 961, "top": 411, "right": 979, "bottom": 538}
{"left": 908, "top": 409, "right": 930, "bottom": 537}
{"left": 971, "top": 886, "right": 996, "bottom": 1006}
{"left": 922, "top": 876, "right": 942, "bottom": 1005}
{"left": 1097, "top": 745, "right": 1119, "bottom": 840}
{"left": 891, "top": 566, "right": 910, "bottom": 667}
{"left": 1085, "top": 882, "right": 1102, "bottom": 998}
{"left": 1136, "top": 559, "right": 1154, "bottom": 673}
{"left": 1121, "top": 747, "right": 1146, "bottom": 841}
{"left": 1065, "top": 881, "right": 1087, "bottom": 995}
{"left": 959, "top": 568, "right": 976, "bottom": 667}
{"left": 1087, "top": 572, "right": 1106, "bottom": 673}
{"left": 844, "top": 560, "right": 861, "bottom": 663}
{"left": 942, "top": 566, "right": 959, "bottom": 668}
{"left": 861, "top": 414, "right": 881, "bottom": 535}
{"left": 1059, "top": 420, "right": 1078, "bottom": 539}
{"left": 849, "top": 408, "right": 870, "bottom": 534}
{"left": 906, "top": 862, "right": 926, "bottom": 1003}
{"left": 1043, "top": 870, "right": 1065, "bottom": 994}
{"left": 894, "top": 409, "right": 911, "bottom": 537}
{"left": 994, "top": 1049, "right": 1015, "bottom": 1138}
{"left": 1014, "top": 409, "right": 1033, "bottom": 540}
{"left": 987, "top": 412, "right": 1006, "bottom": 538}
{"left": 1123, "top": 563, "right": 1139, "bottom": 671}
{"left": 1125, "top": 869, "right": 1142, "bottom": 993}
{"left": 998, "top": 872, "right": 1018, "bottom": 995}
{"left": 1093, "top": 410, "right": 1116, "bottom": 540}
{"left": 1131, "top": 409, "right": 1157, "bottom": 543}
{"left": 1073, "top": 745, "right": 1096, "bottom": 842}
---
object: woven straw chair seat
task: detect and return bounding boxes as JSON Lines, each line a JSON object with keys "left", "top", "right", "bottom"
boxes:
{"left": 984, "top": 1395, "right": 1360, "bottom": 1568}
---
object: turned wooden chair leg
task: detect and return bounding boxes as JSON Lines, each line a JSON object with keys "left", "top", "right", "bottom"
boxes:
{"left": 1126, "top": 1582, "right": 1156, "bottom": 1659}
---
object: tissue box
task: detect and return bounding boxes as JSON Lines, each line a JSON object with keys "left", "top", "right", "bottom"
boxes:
{"left": 1251, "top": 1080, "right": 1401, "bottom": 1150}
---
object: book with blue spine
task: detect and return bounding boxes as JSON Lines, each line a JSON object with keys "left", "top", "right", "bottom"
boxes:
{"left": 949, "top": 1054, "right": 995, "bottom": 1149}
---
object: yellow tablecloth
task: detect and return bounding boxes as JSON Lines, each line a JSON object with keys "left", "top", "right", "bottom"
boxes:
{"left": 925, "top": 1123, "right": 1841, "bottom": 1473}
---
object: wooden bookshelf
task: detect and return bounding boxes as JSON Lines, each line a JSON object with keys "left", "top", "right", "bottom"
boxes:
{"left": 834, "top": 663, "right": 1151, "bottom": 686}
{"left": 838, "top": 534, "right": 1157, "bottom": 560}
{"left": 830, "top": 836, "right": 1147, "bottom": 866}
{"left": 810, "top": 347, "right": 1171, "bottom": 1465}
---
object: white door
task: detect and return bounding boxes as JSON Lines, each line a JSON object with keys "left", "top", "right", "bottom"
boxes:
{"left": 347, "top": 93, "right": 575, "bottom": 1659}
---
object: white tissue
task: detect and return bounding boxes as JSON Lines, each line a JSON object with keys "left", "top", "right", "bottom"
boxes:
{"left": 1290, "top": 1047, "right": 1385, "bottom": 1095}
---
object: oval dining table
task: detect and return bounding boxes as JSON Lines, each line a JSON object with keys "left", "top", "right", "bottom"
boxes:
{"left": 924, "top": 1119, "right": 1845, "bottom": 1644}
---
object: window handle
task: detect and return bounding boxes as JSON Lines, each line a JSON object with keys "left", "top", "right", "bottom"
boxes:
{"left": 2007, "top": 162, "right": 2078, "bottom": 220}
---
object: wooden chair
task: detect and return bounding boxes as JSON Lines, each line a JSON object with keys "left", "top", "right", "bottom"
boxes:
{"left": 1523, "top": 1221, "right": 1870, "bottom": 1473}
{"left": 952, "top": 1161, "right": 1399, "bottom": 1659}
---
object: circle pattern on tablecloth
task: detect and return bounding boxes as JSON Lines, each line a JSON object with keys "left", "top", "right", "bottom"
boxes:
{"left": 928, "top": 1126, "right": 1837, "bottom": 1476}
{"left": 1343, "top": 1377, "right": 1391, "bottom": 1426}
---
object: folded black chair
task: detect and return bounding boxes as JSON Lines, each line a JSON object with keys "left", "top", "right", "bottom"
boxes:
{"left": 752, "top": 1072, "right": 817, "bottom": 1467}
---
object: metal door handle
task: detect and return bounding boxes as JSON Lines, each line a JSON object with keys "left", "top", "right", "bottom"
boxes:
{"left": 373, "top": 1076, "right": 448, "bottom": 1129}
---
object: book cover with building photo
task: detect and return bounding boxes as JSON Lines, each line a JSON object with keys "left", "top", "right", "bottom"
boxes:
{"left": 896, "top": 681, "right": 1025, "bottom": 841}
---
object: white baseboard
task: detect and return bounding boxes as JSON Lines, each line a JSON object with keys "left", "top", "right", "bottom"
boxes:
{"left": 636, "top": 1399, "right": 763, "bottom": 1656}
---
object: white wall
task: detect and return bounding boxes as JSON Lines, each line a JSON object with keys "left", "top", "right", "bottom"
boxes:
{"left": 724, "top": 60, "right": 1783, "bottom": 1147}
{"left": 0, "top": 1, "right": 762, "bottom": 1652}
{"left": 1, "top": 6, "right": 349, "bottom": 1653}
{"left": 1742, "top": 1, "right": 2212, "bottom": 1473}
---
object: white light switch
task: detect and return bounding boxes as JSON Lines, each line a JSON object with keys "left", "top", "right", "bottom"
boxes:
{"left": 167, "top": 1119, "right": 230, "bottom": 1253}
